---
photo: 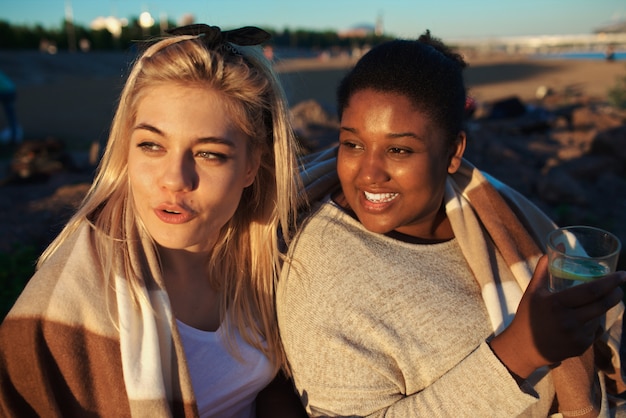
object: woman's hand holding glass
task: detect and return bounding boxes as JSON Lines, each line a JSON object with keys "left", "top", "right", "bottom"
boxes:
{"left": 489, "top": 255, "right": 625, "bottom": 380}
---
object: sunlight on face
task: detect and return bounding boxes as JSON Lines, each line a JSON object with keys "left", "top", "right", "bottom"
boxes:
{"left": 337, "top": 89, "right": 463, "bottom": 239}
{"left": 127, "top": 84, "right": 259, "bottom": 254}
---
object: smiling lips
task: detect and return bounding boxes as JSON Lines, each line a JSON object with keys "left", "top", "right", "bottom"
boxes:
{"left": 364, "top": 191, "right": 398, "bottom": 203}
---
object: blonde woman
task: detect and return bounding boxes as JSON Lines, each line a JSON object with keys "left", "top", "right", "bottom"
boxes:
{"left": 0, "top": 24, "right": 305, "bottom": 417}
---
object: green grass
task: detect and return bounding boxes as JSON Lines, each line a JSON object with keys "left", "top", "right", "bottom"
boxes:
{"left": 608, "top": 71, "right": 626, "bottom": 109}
{"left": 0, "top": 244, "right": 38, "bottom": 320}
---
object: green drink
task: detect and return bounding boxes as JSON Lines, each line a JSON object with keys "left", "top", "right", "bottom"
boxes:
{"left": 549, "top": 258, "right": 611, "bottom": 292}
{"left": 546, "top": 226, "right": 621, "bottom": 293}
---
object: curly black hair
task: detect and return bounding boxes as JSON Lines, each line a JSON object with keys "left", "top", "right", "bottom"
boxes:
{"left": 337, "top": 30, "right": 468, "bottom": 143}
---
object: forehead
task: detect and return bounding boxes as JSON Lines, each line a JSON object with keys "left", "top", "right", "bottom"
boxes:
{"left": 341, "top": 89, "right": 438, "bottom": 136}
{"left": 134, "top": 84, "right": 243, "bottom": 136}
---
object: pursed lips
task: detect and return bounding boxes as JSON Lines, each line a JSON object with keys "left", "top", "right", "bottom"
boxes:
{"left": 154, "top": 203, "right": 195, "bottom": 224}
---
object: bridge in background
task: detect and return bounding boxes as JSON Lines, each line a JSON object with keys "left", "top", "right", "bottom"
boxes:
{"left": 448, "top": 32, "right": 626, "bottom": 55}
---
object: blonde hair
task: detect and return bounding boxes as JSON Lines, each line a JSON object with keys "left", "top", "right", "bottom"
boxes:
{"left": 38, "top": 34, "right": 302, "bottom": 372}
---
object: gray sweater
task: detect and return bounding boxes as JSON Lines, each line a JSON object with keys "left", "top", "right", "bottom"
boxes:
{"left": 277, "top": 199, "right": 555, "bottom": 417}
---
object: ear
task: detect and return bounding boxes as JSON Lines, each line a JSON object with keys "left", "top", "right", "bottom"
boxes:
{"left": 244, "top": 147, "right": 262, "bottom": 187}
{"left": 447, "top": 131, "right": 466, "bottom": 174}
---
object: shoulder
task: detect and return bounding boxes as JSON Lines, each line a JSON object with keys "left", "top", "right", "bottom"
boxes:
{"left": 0, "top": 222, "right": 127, "bottom": 416}
{"left": 6, "top": 223, "right": 115, "bottom": 333}
{"left": 278, "top": 199, "right": 349, "bottom": 295}
{"left": 289, "top": 198, "right": 358, "bottom": 257}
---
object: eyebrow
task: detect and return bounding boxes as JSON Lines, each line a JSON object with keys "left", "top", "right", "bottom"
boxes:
{"left": 133, "top": 122, "right": 237, "bottom": 147}
{"left": 339, "top": 126, "right": 424, "bottom": 142}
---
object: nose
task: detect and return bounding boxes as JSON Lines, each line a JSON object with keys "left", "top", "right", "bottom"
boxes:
{"left": 159, "top": 152, "right": 198, "bottom": 192}
{"left": 358, "top": 149, "right": 389, "bottom": 186}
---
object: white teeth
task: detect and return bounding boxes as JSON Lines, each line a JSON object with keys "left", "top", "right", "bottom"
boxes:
{"left": 164, "top": 209, "right": 180, "bottom": 214}
{"left": 364, "top": 191, "right": 398, "bottom": 203}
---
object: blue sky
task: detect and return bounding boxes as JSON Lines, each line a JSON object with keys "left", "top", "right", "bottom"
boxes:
{"left": 2, "top": 0, "right": 625, "bottom": 40}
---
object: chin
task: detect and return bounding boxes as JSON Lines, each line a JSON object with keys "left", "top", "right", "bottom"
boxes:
{"left": 154, "top": 236, "right": 193, "bottom": 250}
{"left": 360, "top": 220, "right": 394, "bottom": 235}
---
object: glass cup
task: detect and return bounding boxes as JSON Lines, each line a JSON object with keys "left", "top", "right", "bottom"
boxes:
{"left": 547, "top": 225, "right": 621, "bottom": 292}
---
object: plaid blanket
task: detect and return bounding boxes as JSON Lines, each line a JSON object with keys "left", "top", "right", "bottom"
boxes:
{"left": 0, "top": 223, "right": 198, "bottom": 417}
{"left": 299, "top": 146, "right": 625, "bottom": 417}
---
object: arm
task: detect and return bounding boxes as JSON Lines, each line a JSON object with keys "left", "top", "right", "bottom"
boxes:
{"left": 360, "top": 257, "right": 625, "bottom": 418}
{"left": 357, "top": 343, "right": 540, "bottom": 418}
{"left": 256, "top": 371, "right": 308, "bottom": 418}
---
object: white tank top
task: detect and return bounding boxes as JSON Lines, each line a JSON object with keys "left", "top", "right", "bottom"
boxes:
{"left": 176, "top": 319, "right": 273, "bottom": 418}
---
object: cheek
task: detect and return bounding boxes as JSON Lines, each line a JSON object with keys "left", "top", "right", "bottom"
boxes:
{"left": 391, "top": 163, "right": 435, "bottom": 194}
{"left": 200, "top": 169, "right": 245, "bottom": 205}
{"left": 213, "top": 165, "right": 245, "bottom": 190}
{"left": 336, "top": 156, "right": 355, "bottom": 184}
{"left": 127, "top": 162, "right": 138, "bottom": 191}
{"left": 128, "top": 161, "right": 152, "bottom": 197}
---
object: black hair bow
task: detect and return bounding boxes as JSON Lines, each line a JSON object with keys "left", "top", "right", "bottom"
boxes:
{"left": 166, "top": 24, "right": 271, "bottom": 48}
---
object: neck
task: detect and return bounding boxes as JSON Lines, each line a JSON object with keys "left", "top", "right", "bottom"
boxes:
{"left": 157, "top": 245, "right": 222, "bottom": 331}
{"left": 428, "top": 204, "right": 454, "bottom": 240}
{"left": 158, "top": 246, "right": 209, "bottom": 284}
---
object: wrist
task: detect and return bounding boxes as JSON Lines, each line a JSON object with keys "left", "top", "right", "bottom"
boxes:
{"left": 488, "top": 330, "right": 542, "bottom": 380}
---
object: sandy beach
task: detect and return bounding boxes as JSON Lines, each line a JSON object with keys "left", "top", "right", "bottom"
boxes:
{"left": 0, "top": 50, "right": 625, "bottom": 148}
{"left": 463, "top": 54, "right": 626, "bottom": 104}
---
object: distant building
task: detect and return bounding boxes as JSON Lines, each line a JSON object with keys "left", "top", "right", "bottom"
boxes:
{"left": 593, "top": 20, "right": 626, "bottom": 34}
{"left": 375, "top": 13, "right": 384, "bottom": 36}
{"left": 338, "top": 13, "right": 383, "bottom": 38}
{"left": 338, "top": 24, "right": 376, "bottom": 38}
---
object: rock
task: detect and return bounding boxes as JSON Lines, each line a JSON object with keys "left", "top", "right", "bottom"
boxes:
{"left": 480, "top": 98, "right": 555, "bottom": 134}
{"left": 537, "top": 167, "right": 589, "bottom": 206}
{"left": 558, "top": 154, "right": 623, "bottom": 181}
{"left": 536, "top": 85, "right": 553, "bottom": 100}
{"left": 6, "top": 137, "right": 76, "bottom": 183}
{"left": 590, "top": 125, "right": 626, "bottom": 164}
{"left": 571, "top": 106, "right": 623, "bottom": 131}
{"left": 487, "top": 96, "right": 527, "bottom": 119}
{"left": 291, "top": 99, "right": 337, "bottom": 128}
{"left": 290, "top": 99, "right": 339, "bottom": 152}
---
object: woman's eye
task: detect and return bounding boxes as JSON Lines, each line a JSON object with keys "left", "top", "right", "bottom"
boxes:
{"left": 389, "top": 147, "right": 411, "bottom": 155}
{"left": 197, "top": 151, "right": 228, "bottom": 161}
{"left": 339, "top": 140, "right": 362, "bottom": 150}
{"left": 137, "top": 141, "right": 162, "bottom": 153}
